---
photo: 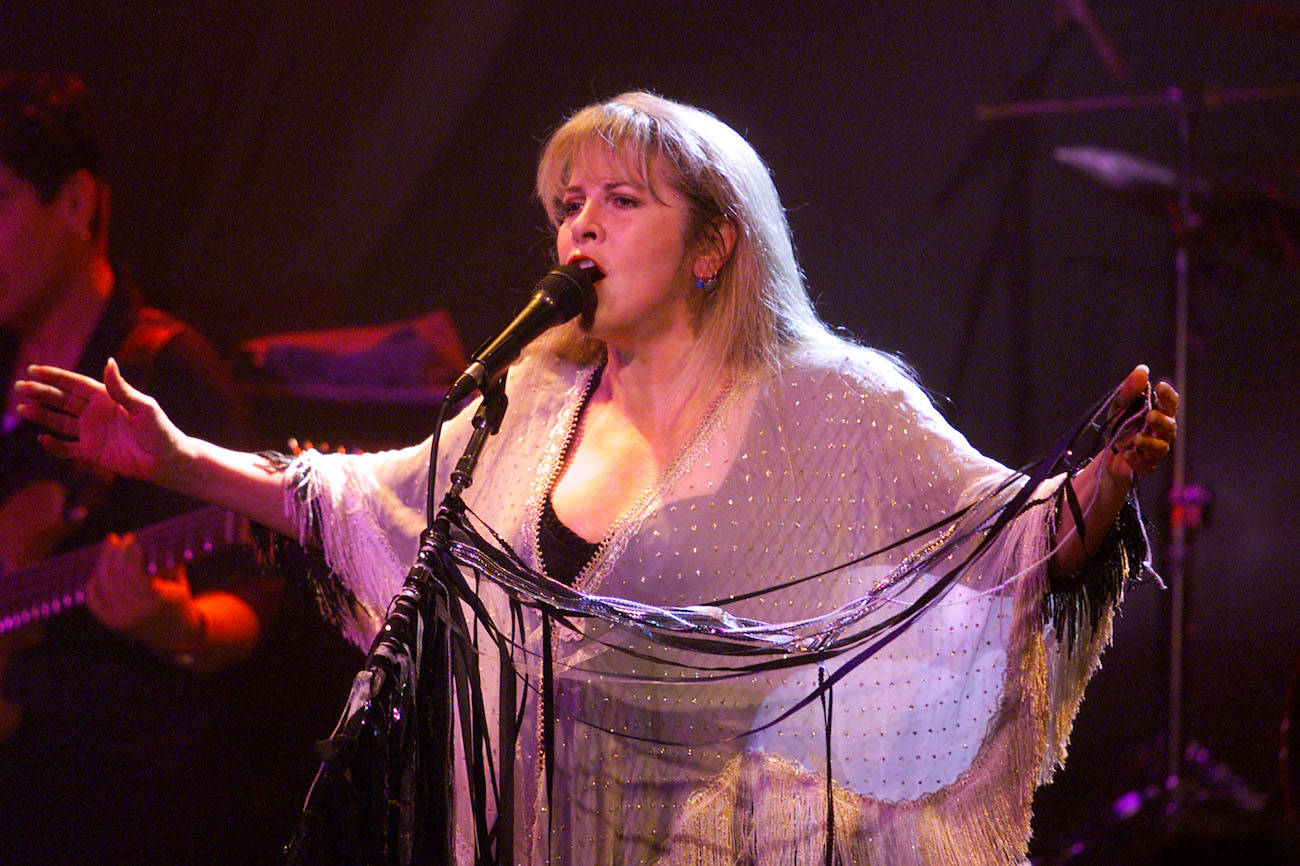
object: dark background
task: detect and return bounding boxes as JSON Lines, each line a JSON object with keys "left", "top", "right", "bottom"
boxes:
{"left": 6, "top": 1, "right": 1299, "bottom": 860}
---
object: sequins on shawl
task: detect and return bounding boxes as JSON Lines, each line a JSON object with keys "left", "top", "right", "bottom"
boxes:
{"left": 524, "top": 361, "right": 1030, "bottom": 859}
{"left": 329, "top": 350, "right": 1148, "bottom": 864}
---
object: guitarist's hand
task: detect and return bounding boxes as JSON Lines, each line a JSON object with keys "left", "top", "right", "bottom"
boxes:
{"left": 13, "top": 359, "right": 184, "bottom": 485}
{"left": 85, "top": 532, "right": 203, "bottom": 659}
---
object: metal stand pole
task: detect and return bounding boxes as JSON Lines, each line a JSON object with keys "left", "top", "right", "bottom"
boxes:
{"left": 1165, "top": 86, "right": 1193, "bottom": 791}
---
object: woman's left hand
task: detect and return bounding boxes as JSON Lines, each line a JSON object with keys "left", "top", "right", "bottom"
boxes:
{"left": 1048, "top": 364, "right": 1179, "bottom": 578}
{"left": 1105, "top": 365, "right": 1179, "bottom": 483}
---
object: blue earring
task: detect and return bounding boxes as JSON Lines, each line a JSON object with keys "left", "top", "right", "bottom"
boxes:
{"left": 696, "top": 274, "right": 720, "bottom": 293}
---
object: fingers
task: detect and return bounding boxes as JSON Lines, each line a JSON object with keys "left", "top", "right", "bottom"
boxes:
{"left": 1131, "top": 381, "right": 1177, "bottom": 477}
{"left": 13, "top": 395, "right": 81, "bottom": 437}
{"left": 87, "top": 533, "right": 132, "bottom": 626}
{"left": 85, "top": 532, "right": 159, "bottom": 630}
{"left": 1144, "top": 402, "right": 1177, "bottom": 440}
{"left": 14, "top": 376, "right": 92, "bottom": 416}
{"left": 13, "top": 366, "right": 103, "bottom": 433}
{"left": 17, "top": 363, "right": 103, "bottom": 394}
{"left": 34, "top": 432, "right": 83, "bottom": 460}
{"left": 13, "top": 375, "right": 94, "bottom": 459}
{"left": 1123, "top": 432, "right": 1170, "bottom": 475}
{"left": 15, "top": 365, "right": 112, "bottom": 420}
{"left": 15, "top": 359, "right": 140, "bottom": 417}
{"left": 1105, "top": 365, "right": 1151, "bottom": 434}
{"left": 1109, "top": 433, "right": 1166, "bottom": 477}
{"left": 1105, "top": 367, "right": 1180, "bottom": 479}
{"left": 1154, "top": 380, "right": 1179, "bottom": 417}
{"left": 12, "top": 385, "right": 89, "bottom": 459}
{"left": 1137, "top": 379, "right": 1178, "bottom": 450}
{"left": 103, "top": 357, "right": 143, "bottom": 407}
{"left": 1127, "top": 380, "right": 1178, "bottom": 475}
{"left": 1115, "top": 364, "right": 1149, "bottom": 406}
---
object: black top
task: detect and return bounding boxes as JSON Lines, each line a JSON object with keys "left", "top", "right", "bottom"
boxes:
{"left": 538, "top": 494, "right": 600, "bottom": 585}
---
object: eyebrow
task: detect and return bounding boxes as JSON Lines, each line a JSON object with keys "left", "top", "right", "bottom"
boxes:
{"left": 562, "top": 179, "right": 646, "bottom": 195}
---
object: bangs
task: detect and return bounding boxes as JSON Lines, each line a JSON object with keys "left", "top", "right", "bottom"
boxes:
{"left": 537, "top": 102, "right": 680, "bottom": 224}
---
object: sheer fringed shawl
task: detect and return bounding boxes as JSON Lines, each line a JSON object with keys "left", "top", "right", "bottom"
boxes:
{"left": 284, "top": 346, "right": 1151, "bottom": 865}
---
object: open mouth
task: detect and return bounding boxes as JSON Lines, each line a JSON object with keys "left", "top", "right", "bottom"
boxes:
{"left": 569, "top": 256, "right": 604, "bottom": 283}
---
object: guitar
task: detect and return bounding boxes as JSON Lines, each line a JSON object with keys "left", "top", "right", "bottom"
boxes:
{"left": 0, "top": 505, "right": 251, "bottom": 738}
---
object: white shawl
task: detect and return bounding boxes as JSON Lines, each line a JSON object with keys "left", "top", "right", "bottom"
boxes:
{"left": 285, "top": 344, "right": 1145, "bottom": 865}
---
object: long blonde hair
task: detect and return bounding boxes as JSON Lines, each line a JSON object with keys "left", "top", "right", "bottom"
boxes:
{"left": 535, "top": 92, "right": 832, "bottom": 373}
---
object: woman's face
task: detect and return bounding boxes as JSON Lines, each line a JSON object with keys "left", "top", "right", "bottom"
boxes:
{"left": 554, "top": 147, "right": 702, "bottom": 351}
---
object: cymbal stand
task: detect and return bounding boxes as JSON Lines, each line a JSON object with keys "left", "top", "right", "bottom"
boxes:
{"left": 971, "top": 81, "right": 1266, "bottom": 832}
{"left": 972, "top": 69, "right": 1300, "bottom": 857}
{"left": 1164, "top": 86, "right": 1204, "bottom": 795}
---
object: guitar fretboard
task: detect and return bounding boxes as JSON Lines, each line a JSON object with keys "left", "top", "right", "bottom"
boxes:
{"left": 0, "top": 507, "right": 249, "bottom": 634}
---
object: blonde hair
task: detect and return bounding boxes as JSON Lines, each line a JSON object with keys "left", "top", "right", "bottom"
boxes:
{"left": 535, "top": 91, "right": 832, "bottom": 373}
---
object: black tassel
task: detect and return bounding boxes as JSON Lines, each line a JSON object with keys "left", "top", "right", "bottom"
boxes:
{"left": 1044, "top": 498, "right": 1148, "bottom": 653}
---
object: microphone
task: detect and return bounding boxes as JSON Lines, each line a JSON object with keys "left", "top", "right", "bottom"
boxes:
{"left": 445, "top": 262, "right": 602, "bottom": 405}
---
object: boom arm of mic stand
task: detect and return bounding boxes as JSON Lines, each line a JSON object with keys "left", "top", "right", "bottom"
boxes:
{"left": 285, "top": 376, "right": 511, "bottom": 865}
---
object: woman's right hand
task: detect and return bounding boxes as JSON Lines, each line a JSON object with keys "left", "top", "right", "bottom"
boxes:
{"left": 13, "top": 358, "right": 185, "bottom": 485}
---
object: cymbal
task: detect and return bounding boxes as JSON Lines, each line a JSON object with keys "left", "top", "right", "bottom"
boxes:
{"left": 1054, "top": 145, "right": 1212, "bottom": 198}
{"left": 977, "top": 82, "right": 1300, "bottom": 121}
{"left": 1054, "top": 145, "right": 1300, "bottom": 270}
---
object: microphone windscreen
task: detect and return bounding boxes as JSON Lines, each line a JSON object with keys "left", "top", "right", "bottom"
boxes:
{"left": 540, "top": 262, "right": 601, "bottom": 320}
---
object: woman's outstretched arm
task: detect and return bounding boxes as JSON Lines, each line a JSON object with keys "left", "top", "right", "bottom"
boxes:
{"left": 14, "top": 358, "right": 297, "bottom": 537}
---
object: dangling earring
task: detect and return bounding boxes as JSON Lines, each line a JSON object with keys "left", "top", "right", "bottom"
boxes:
{"left": 696, "top": 273, "right": 720, "bottom": 293}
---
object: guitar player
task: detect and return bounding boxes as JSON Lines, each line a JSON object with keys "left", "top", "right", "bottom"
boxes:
{"left": 0, "top": 71, "right": 284, "bottom": 863}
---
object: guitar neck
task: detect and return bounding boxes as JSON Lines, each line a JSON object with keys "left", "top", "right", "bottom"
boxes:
{"left": 0, "top": 506, "right": 250, "bottom": 634}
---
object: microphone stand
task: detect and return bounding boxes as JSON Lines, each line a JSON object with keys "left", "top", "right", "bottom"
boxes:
{"left": 285, "top": 376, "right": 510, "bottom": 866}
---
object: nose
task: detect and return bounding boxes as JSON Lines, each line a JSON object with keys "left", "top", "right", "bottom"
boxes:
{"left": 569, "top": 199, "right": 602, "bottom": 243}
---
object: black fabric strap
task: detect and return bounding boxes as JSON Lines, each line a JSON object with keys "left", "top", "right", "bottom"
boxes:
{"left": 541, "top": 615, "right": 556, "bottom": 860}
{"left": 819, "top": 666, "right": 836, "bottom": 866}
